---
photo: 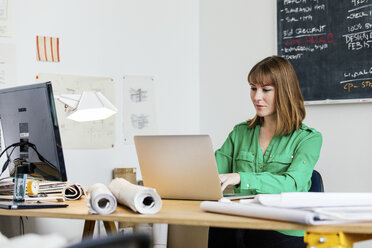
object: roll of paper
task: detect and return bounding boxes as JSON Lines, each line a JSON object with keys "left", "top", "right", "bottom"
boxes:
{"left": 86, "top": 183, "right": 117, "bottom": 215}
{"left": 63, "top": 183, "right": 86, "bottom": 200}
{"left": 109, "top": 178, "right": 162, "bottom": 214}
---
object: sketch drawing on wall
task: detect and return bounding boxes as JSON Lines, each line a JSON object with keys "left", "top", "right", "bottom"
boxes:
{"left": 130, "top": 88, "right": 148, "bottom": 102}
{"left": 123, "top": 75, "right": 157, "bottom": 144}
{"left": 131, "top": 114, "right": 149, "bottom": 129}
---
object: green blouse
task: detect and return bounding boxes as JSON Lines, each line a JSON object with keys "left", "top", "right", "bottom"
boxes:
{"left": 215, "top": 121, "right": 322, "bottom": 236}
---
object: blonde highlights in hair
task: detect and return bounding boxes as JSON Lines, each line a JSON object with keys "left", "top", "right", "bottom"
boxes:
{"left": 247, "top": 56, "right": 305, "bottom": 136}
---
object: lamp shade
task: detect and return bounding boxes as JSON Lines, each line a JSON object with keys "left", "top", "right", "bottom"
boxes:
{"left": 56, "top": 91, "right": 117, "bottom": 122}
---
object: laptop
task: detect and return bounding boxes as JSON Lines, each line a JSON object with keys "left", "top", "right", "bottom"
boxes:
{"left": 134, "top": 135, "right": 236, "bottom": 201}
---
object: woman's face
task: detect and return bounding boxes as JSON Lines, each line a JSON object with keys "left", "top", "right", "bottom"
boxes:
{"left": 250, "top": 83, "right": 276, "bottom": 118}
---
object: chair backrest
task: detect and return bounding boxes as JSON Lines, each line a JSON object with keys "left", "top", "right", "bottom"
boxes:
{"left": 309, "top": 170, "right": 324, "bottom": 192}
{"left": 67, "top": 233, "right": 151, "bottom": 248}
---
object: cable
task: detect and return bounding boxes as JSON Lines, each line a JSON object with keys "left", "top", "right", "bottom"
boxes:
{"left": 19, "top": 216, "right": 24, "bottom": 235}
{"left": 28, "top": 143, "right": 57, "bottom": 170}
{"left": 0, "top": 145, "right": 17, "bottom": 177}
{"left": 0, "top": 142, "right": 21, "bottom": 175}
{"left": 0, "top": 141, "right": 58, "bottom": 177}
{"left": 18, "top": 216, "right": 29, "bottom": 235}
{"left": 0, "top": 142, "right": 21, "bottom": 159}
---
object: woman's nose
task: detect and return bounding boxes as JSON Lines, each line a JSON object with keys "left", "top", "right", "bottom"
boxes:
{"left": 253, "top": 89, "right": 263, "bottom": 101}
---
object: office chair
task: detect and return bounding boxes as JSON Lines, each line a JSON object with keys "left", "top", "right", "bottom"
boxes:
{"left": 67, "top": 233, "right": 151, "bottom": 248}
{"left": 308, "top": 169, "right": 324, "bottom": 192}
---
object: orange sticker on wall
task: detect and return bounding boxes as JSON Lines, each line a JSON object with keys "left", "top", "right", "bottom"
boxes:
{"left": 36, "top": 36, "right": 60, "bottom": 62}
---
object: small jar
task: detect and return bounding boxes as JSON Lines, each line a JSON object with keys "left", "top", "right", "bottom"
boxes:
{"left": 13, "top": 164, "right": 29, "bottom": 202}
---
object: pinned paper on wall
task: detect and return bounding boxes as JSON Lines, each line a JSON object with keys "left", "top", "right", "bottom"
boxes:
{"left": 36, "top": 73, "right": 116, "bottom": 149}
{"left": 36, "top": 36, "right": 60, "bottom": 62}
{"left": 123, "top": 75, "right": 157, "bottom": 144}
{"left": 0, "top": 0, "right": 12, "bottom": 37}
{"left": 0, "top": 0, "right": 8, "bottom": 18}
{"left": 0, "top": 43, "right": 16, "bottom": 88}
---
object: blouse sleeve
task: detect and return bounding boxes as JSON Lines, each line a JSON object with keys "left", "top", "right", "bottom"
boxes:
{"left": 214, "top": 129, "right": 235, "bottom": 174}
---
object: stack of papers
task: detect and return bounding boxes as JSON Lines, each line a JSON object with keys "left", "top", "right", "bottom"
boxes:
{"left": 0, "top": 177, "right": 68, "bottom": 195}
{"left": 0, "top": 177, "right": 13, "bottom": 195}
{"left": 201, "top": 192, "right": 372, "bottom": 225}
{"left": 38, "top": 181, "right": 68, "bottom": 194}
{"left": 0, "top": 177, "right": 68, "bottom": 201}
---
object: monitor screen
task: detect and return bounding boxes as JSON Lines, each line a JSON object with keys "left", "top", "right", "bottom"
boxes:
{"left": 0, "top": 82, "right": 67, "bottom": 181}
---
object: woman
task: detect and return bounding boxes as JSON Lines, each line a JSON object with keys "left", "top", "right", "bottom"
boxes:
{"left": 208, "top": 56, "right": 322, "bottom": 248}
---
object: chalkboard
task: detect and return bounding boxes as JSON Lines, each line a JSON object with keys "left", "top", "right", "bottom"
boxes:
{"left": 277, "top": 0, "right": 372, "bottom": 102}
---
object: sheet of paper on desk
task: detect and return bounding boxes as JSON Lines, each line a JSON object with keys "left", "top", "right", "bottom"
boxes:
{"left": 251, "top": 192, "right": 372, "bottom": 208}
{"left": 200, "top": 201, "right": 372, "bottom": 225}
{"left": 307, "top": 206, "right": 372, "bottom": 221}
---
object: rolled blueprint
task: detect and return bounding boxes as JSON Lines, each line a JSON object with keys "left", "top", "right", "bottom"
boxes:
{"left": 86, "top": 183, "right": 117, "bottom": 215}
{"left": 109, "top": 178, "right": 162, "bottom": 214}
{"left": 62, "top": 183, "right": 86, "bottom": 200}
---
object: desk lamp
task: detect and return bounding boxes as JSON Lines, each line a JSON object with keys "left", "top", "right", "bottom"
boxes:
{"left": 55, "top": 91, "right": 118, "bottom": 122}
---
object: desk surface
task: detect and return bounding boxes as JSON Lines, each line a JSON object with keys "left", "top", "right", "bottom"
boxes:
{"left": 1, "top": 198, "right": 372, "bottom": 234}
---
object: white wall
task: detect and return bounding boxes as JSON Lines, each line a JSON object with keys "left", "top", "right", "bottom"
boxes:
{"left": 0, "top": 0, "right": 199, "bottom": 243}
{"left": 200, "top": 0, "right": 276, "bottom": 148}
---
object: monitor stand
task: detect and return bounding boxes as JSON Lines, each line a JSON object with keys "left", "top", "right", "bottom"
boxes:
{"left": 0, "top": 200, "right": 68, "bottom": 209}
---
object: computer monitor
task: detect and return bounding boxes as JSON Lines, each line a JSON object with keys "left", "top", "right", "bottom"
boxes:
{"left": 0, "top": 82, "right": 68, "bottom": 209}
{"left": 0, "top": 82, "right": 67, "bottom": 181}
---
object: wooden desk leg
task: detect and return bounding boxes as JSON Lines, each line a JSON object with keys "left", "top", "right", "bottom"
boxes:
{"left": 82, "top": 220, "right": 96, "bottom": 238}
{"left": 103, "top": 221, "right": 118, "bottom": 235}
{"left": 304, "top": 231, "right": 372, "bottom": 248}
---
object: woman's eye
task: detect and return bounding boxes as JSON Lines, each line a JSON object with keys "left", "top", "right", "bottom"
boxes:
{"left": 263, "top": 88, "right": 272, "bottom": 92}
{"left": 250, "top": 87, "right": 257, "bottom": 91}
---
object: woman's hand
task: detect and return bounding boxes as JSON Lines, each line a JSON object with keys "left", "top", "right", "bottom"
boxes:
{"left": 219, "top": 173, "right": 241, "bottom": 192}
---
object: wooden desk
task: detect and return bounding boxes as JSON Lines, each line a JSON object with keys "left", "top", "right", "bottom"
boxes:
{"left": 1, "top": 198, "right": 372, "bottom": 247}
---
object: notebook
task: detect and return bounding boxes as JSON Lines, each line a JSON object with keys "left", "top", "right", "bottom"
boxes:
{"left": 134, "top": 135, "right": 224, "bottom": 200}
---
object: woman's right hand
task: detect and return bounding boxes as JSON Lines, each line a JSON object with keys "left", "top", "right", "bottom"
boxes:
{"left": 219, "top": 173, "right": 241, "bottom": 192}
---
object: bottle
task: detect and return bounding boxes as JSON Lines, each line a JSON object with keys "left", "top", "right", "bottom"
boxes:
{"left": 13, "top": 163, "right": 30, "bottom": 202}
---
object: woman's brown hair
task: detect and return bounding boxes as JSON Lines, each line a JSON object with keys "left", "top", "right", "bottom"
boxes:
{"left": 247, "top": 56, "right": 305, "bottom": 136}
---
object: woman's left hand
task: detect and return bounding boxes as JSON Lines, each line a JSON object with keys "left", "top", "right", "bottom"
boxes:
{"left": 219, "top": 173, "right": 241, "bottom": 191}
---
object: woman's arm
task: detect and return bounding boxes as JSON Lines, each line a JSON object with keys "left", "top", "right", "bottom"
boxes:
{"left": 215, "top": 130, "right": 235, "bottom": 174}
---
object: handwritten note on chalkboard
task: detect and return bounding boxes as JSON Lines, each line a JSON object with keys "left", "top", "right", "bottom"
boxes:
{"left": 277, "top": 0, "right": 372, "bottom": 102}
